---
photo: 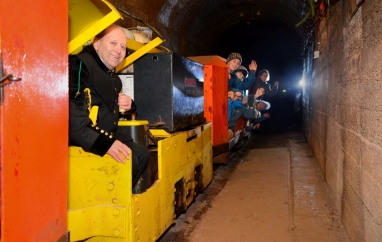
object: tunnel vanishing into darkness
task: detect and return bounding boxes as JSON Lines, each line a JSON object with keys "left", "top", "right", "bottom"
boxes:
{"left": 110, "top": 0, "right": 382, "bottom": 241}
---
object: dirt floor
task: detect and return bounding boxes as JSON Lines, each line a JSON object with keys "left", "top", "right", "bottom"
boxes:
{"left": 158, "top": 123, "right": 349, "bottom": 242}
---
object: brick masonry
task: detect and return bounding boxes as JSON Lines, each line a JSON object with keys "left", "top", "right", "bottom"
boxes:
{"left": 302, "top": 0, "right": 382, "bottom": 241}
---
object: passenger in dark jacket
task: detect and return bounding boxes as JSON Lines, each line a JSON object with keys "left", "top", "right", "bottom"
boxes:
{"left": 69, "top": 25, "right": 148, "bottom": 188}
{"left": 249, "top": 70, "right": 279, "bottom": 99}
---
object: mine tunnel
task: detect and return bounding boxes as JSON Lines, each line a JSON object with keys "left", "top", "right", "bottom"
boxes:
{"left": 0, "top": 0, "right": 381, "bottom": 241}
{"left": 106, "top": 0, "right": 380, "bottom": 241}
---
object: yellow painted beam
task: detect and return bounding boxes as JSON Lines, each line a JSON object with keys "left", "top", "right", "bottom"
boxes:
{"left": 127, "top": 38, "right": 163, "bottom": 53}
{"left": 68, "top": 0, "right": 123, "bottom": 54}
{"left": 116, "top": 37, "right": 164, "bottom": 72}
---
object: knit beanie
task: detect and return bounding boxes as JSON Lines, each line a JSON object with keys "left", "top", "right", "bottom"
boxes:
{"left": 226, "top": 53, "right": 242, "bottom": 64}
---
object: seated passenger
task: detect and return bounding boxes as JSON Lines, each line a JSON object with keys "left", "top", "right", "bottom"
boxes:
{"left": 227, "top": 88, "right": 243, "bottom": 139}
{"left": 248, "top": 69, "right": 279, "bottom": 99}
{"left": 228, "top": 88, "right": 243, "bottom": 120}
{"left": 69, "top": 25, "right": 149, "bottom": 189}
{"left": 226, "top": 53, "right": 258, "bottom": 91}
{"left": 245, "top": 100, "right": 271, "bottom": 131}
{"left": 234, "top": 65, "right": 249, "bottom": 101}
{"left": 228, "top": 88, "right": 265, "bottom": 131}
{"left": 256, "top": 100, "right": 271, "bottom": 111}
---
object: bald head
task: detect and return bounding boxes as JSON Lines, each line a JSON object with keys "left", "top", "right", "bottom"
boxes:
{"left": 93, "top": 25, "right": 127, "bottom": 70}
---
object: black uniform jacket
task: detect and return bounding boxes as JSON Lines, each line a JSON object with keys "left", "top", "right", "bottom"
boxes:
{"left": 69, "top": 46, "right": 132, "bottom": 156}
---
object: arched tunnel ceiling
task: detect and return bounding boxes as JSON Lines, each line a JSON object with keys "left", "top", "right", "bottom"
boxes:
{"left": 157, "top": 0, "right": 306, "bottom": 50}
{"left": 111, "top": 0, "right": 308, "bottom": 89}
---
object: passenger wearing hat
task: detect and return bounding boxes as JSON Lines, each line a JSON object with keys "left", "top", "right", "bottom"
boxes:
{"left": 248, "top": 69, "right": 279, "bottom": 100}
{"left": 226, "top": 52, "right": 242, "bottom": 72}
{"left": 234, "top": 65, "right": 249, "bottom": 80}
{"left": 226, "top": 52, "right": 257, "bottom": 91}
{"left": 234, "top": 65, "right": 249, "bottom": 104}
{"left": 245, "top": 100, "right": 271, "bottom": 132}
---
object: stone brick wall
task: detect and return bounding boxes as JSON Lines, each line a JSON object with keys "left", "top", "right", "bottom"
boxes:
{"left": 302, "top": 0, "right": 382, "bottom": 240}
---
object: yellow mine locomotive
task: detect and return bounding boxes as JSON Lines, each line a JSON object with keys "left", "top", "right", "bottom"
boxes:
{"left": 68, "top": 122, "right": 212, "bottom": 241}
{"left": 67, "top": 1, "right": 215, "bottom": 241}
{"left": 0, "top": 0, "right": 246, "bottom": 240}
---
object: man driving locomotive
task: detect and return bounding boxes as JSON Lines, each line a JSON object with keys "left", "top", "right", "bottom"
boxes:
{"left": 69, "top": 25, "right": 148, "bottom": 189}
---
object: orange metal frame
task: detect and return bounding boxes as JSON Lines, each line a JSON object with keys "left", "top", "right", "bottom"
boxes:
{"left": 0, "top": 0, "right": 68, "bottom": 240}
{"left": 188, "top": 56, "right": 229, "bottom": 150}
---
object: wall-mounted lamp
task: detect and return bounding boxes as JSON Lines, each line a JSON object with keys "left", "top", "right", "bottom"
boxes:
{"left": 314, "top": 51, "right": 320, "bottom": 59}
